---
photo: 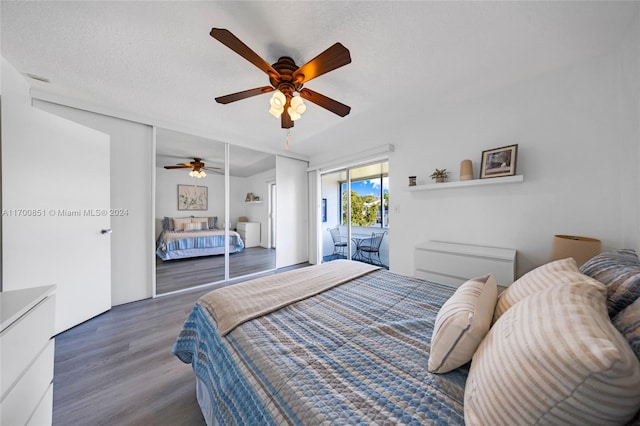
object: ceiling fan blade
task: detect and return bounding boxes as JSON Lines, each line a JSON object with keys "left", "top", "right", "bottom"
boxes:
{"left": 164, "top": 165, "right": 191, "bottom": 169}
{"left": 281, "top": 109, "right": 294, "bottom": 129}
{"left": 299, "top": 88, "right": 351, "bottom": 117}
{"left": 210, "top": 28, "right": 280, "bottom": 79}
{"left": 215, "top": 86, "right": 274, "bottom": 104}
{"left": 292, "top": 43, "right": 351, "bottom": 84}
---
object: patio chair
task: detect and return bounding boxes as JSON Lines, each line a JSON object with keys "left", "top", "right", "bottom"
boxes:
{"left": 328, "top": 227, "right": 347, "bottom": 259}
{"left": 358, "top": 231, "right": 387, "bottom": 266}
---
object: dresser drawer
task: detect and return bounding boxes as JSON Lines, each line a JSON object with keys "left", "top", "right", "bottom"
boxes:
{"left": 414, "top": 241, "right": 516, "bottom": 287}
{"left": 0, "top": 294, "right": 55, "bottom": 397}
{"left": 27, "top": 382, "right": 53, "bottom": 426}
{"left": 1, "top": 339, "right": 54, "bottom": 426}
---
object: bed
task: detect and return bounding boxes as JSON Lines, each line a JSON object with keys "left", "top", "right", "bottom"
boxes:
{"left": 173, "top": 251, "right": 640, "bottom": 425}
{"left": 156, "top": 216, "right": 244, "bottom": 261}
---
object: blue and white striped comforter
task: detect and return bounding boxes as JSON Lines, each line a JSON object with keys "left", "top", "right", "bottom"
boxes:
{"left": 172, "top": 269, "right": 467, "bottom": 425}
{"left": 156, "top": 229, "right": 244, "bottom": 260}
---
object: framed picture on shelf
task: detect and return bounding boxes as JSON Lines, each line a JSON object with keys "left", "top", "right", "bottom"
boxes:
{"left": 178, "top": 184, "right": 208, "bottom": 210}
{"left": 480, "top": 144, "right": 518, "bottom": 179}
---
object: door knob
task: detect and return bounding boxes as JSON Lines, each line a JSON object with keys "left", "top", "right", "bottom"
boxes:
{"left": 101, "top": 229, "right": 112, "bottom": 234}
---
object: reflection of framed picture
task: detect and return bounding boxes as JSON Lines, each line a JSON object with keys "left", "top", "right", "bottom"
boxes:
{"left": 322, "top": 198, "right": 327, "bottom": 222}
{"left": 480, "top": 144, "right": 518, "bottom": 179}
{"left": 178, "top": 184, "right": 208, "bottom": 210}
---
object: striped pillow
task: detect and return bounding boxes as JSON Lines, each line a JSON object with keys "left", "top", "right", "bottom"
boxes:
{"left": 428, "top": 274, "right": 497, "bottom": 373}
{"left": 465, "top": 279, "right": 640, "bottom": 426}
{"left": 613, "top": 297, "right": 640, "bottom": 360}
{"left": 580, "top": 249, "right": 640, "bottom": 317}
{"left": 493, "top": 258, "right": 581, "bottom": 323}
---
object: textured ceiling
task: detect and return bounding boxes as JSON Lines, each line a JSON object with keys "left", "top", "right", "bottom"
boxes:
{"left": 2, "top": 1, "right": 638, "bottom": 161}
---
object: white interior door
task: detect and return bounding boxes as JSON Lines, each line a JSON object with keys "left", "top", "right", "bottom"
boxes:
{"left": 2, "top": 57, "right": 111, "bottom": 334}
{"left": 276, "top": 156, "right": 308, "bottom": 268}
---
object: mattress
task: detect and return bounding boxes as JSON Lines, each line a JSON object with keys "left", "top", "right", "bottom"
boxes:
{"left": 172, "top": 266, "right": 466, "bottom": 425}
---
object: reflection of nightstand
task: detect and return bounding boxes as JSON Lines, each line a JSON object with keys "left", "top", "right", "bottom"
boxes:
{"left": 236, "top": 222, "right": 260, "bottom": 247}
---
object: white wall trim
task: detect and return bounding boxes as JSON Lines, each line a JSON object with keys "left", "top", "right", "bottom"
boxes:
{"left": 307, "top": 144, "right": 394, "bottom": 173}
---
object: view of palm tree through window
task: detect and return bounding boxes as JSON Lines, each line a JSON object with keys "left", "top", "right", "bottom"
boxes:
{"left": 341, "top": 176, "right": 389, "bottom": 227}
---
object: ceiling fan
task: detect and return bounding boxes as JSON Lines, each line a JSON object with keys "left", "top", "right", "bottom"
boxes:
{"left": 210, "top": 28, "right": 352, "bottom": 129}
{"left": 163, "top": 158, "right": 222, "bottom": 178}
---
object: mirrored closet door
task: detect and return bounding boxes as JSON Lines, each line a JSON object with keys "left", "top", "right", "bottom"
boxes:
{"left": 154, "top": 129, "right": 277, "bottom": 295}
{"left": 228, "top": 144, "right": 276, "bottom": 280}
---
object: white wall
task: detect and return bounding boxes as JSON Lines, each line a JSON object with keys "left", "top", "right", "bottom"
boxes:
{"left": 307, "top": 29, "right": 640, "bottom": 279}
{"left": 34, "top": 100, "right": 153, "bottom": 305}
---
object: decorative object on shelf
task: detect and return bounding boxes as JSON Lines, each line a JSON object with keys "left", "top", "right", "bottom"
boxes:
{"left": 460, "top": 159, "right": 473, "bottom": 181}
{"left": 254, "top": 196, "right": 260, "bottom": 201}
{"left": 409, "top": 176, "right": 417, "bottom": 186}
{"left": 480, "top": 144, "right": 518, "bottom": 179}
{"left": 245, "top": 192, "right": 256, "bottom": 202}
{"left": 178, "top": 184, "right": 208, "bottom": 211}
{"left": 429, "top": 168, "right": 449, "bottom": 183}
{"left": 551, "top": 234, "right": 601, "bottom": 267}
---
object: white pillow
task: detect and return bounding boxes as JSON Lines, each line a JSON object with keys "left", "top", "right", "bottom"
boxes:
{"left": 465, "top": 279, "right": 640, "bottom": 425}
{"left": 184, "top": 222, "right": 202, "bottom": 231}
{"left": 191, "top": 217, "right": 209, "bottom": 228}
{"left": 428, "top": 274, "right": 497, "bottom": 373}
{"left": 172, "top": 217, "right": 192, "bottom": 232}
{"left": 493, "top": 257, "right": 582, "bottom": 323}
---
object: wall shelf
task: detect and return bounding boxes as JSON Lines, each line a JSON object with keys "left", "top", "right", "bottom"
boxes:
{"left": 245, "top": 201, "right": 263, "bottom": 204}
{"left": 407, "top": 175, "right": 524, "bottom": 191}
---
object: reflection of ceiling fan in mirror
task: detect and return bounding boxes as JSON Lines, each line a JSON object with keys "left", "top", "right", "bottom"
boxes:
{"left": 163, "top": 158, "right": 222, "bottom": 178}
{"left": 210, "top": 28, "right": 352, "bottom": 129}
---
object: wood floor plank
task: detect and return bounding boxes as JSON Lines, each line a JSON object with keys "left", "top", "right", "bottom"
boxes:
{"left": 156, "top": 247, "right": 276, "bottom": 294}
{"left": 53, "top": 261, "right": 310, "bottom": 425}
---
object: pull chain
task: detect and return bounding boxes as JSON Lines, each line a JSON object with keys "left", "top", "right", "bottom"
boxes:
{"left": 286, "top": 129, "right": 292, "bottom": 150}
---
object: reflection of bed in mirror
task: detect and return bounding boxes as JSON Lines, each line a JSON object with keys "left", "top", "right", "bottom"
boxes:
{"left": 156, "top": 216, "right": 244, "bottom": 261}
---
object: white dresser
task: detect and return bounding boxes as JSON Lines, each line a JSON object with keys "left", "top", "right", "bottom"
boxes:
{"left": 0, "top": 285, "right": 56, "bottom": 426}
{"left": 414, "top": 241, "right": 516, "bottom": 287}
{"left": 237, "top": 221, "right": 261, "bottom": 248}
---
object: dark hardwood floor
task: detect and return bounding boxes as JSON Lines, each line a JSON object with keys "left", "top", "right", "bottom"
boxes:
{"left": 53, "top": 262, "right": 309, "bottom": 426}
{"left": 156, "top": 247, "right": 276, "bottom": 294}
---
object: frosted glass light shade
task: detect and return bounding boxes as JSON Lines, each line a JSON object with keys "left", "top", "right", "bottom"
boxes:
{"left": 269, "top": 105, "right": 284, "bottom": 118}
{"left": 270, "top": 90, "right": 285, "bottom": 107}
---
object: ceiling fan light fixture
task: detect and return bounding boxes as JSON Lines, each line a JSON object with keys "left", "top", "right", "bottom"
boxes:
{"left": 269, "top": 105, "right": 284, "bottom": 118}
{"left": 288, "top": 107, "right": 302, "bottom": 121}
{"left": 290, "top": 95, "right": 306, "bottom": 115}
{"left": 189, "top": 170, "right": 207, "bottom": 178}
{"left": 270, "top": 90, "right": 286, "bottom": 107}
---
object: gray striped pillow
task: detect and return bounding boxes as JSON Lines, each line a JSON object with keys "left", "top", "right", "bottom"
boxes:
{"left": 580, "top": 249, "right": 640, "bottom": 317}
{"left": 465, "top": 279, "right": 640, "bottom": 425}
{"left": 428, "top": 274, "right": 497, "bottom": 373}
{"left": 613, "top": 297, "right": 640, "bottom": 360}
{"left": 493, "top": 258, "right": 581, "bottom": 323}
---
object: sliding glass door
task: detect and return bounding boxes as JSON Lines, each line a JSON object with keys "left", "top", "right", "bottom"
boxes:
{"left": 320, "top": 161, "right": 389, "bottom": 267}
